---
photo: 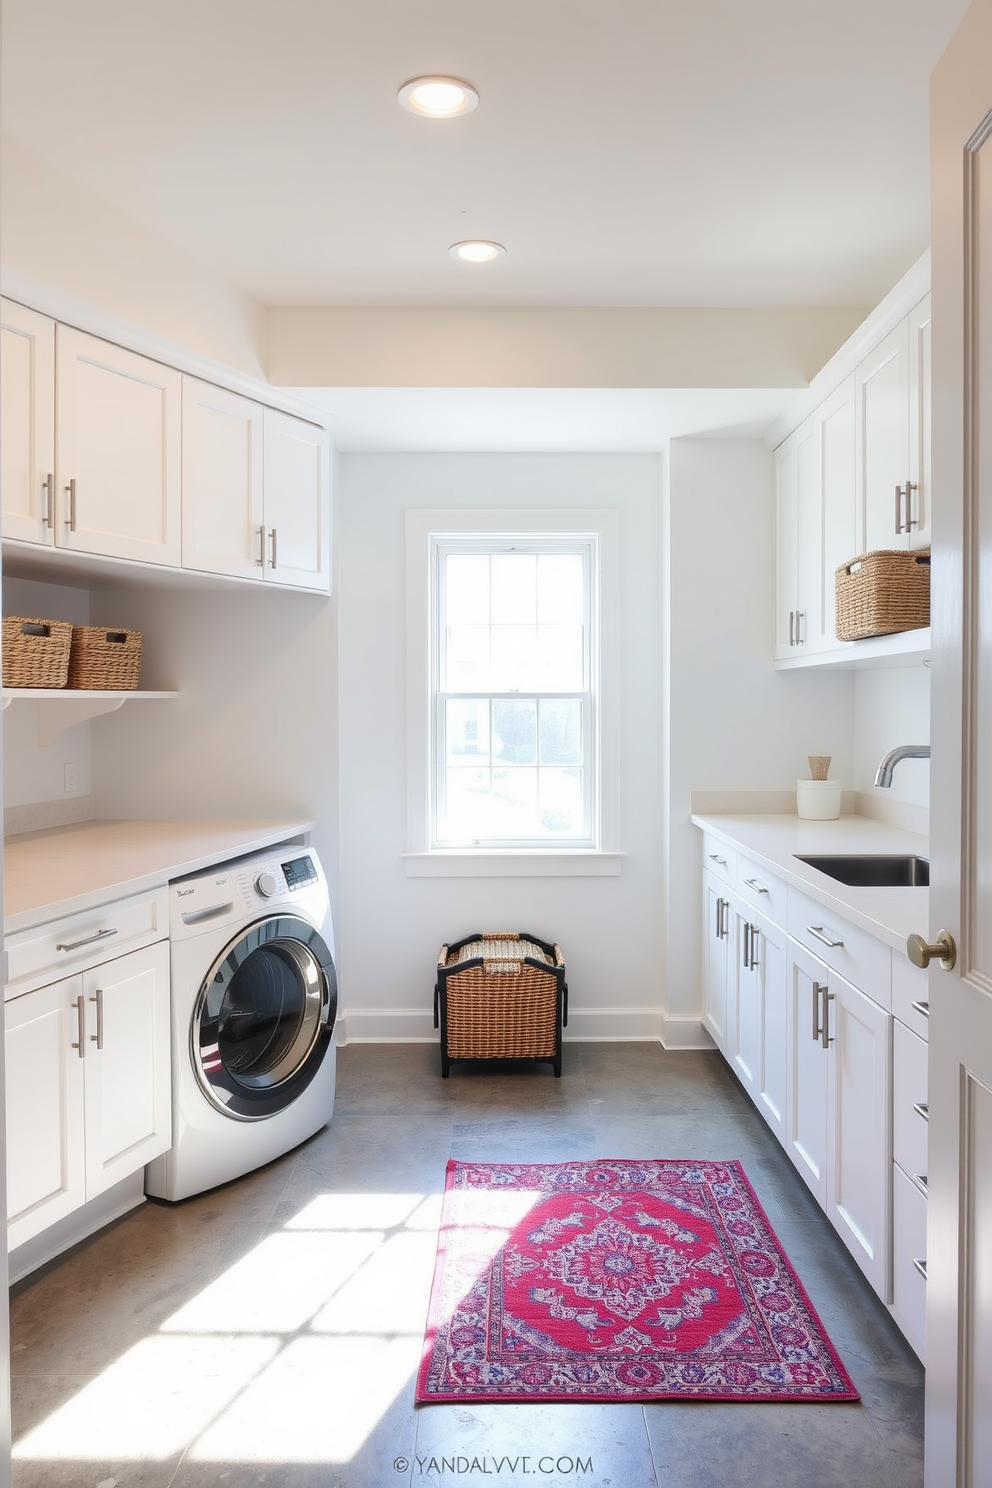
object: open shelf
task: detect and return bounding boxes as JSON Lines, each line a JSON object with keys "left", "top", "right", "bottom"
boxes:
{"left": 2, "top": 689, "right": 179, "bottom": 745}
{"left": 774, "top": 628, "right": 930, "bottom": 672}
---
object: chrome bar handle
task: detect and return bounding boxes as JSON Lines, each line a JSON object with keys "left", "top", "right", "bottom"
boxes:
{"left": 742, "top": 921, "right": 751, "bottom": 970}
{"left": 89, "top": 988, "right": 104, "bottom": 1050}
{"left": 910, "top": 999, "right": 930, "bottom": 1019}
{"left": 64, "top": 477, "right": 77, "bottom": 531}
{"left": 788, "top": 609, "right": 796, "bottom": 647}
{"left": 749, "top": 925, "right": 760, "bottom": 970}
{"left": 269, "top": 527, "right": 278, "bottom": 569}
{"left": 820, "top": 988, "right": 834, "bottom": 1049}
{"left": 71, "top": 993, "right": 87, "bottom": 1058}
{"left": 56, "top": 927, "right": 118, "bottom": 953}
{"left": 812, "top": 980, "right": 823, "bottom": 1043}
{"left": 807, "top": 925, "right": 844, "bottom": 950}
{"left": 795, "top": 610, "right": 805, "bottom": 645}
{"left": 715, "top": 896, "right": 724, "bottom": 941}
{"left": 895, "top": 482, "right": 905, "bottom": 535}
{"left": 257, "top": 526, "right": 265, "bottom": 566}
{"left": 913, "top": 1257, "right": 928, "bottom": 1281}
{"left": 913, "top": 1101, "right": 930, "bottom": 1122}
{"left": 743, "top": 877, "right": 769, "bottom": 895}
{"left": 720, "top": 898, "right": 730, "bottom": 940}
{"left": 906, "top": 480, "right": 919, "bottom": 530}
{"left": 42, "top": 472, "right": 54, "bottom": 527}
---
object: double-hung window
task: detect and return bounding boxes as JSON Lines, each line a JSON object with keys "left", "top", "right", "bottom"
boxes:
{"left": 432, "top": 536, "right": 597, "bottom": 849}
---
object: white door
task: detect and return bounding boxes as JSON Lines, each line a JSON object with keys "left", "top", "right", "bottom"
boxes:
{"left": 0, "top": 300, "right": 56, "bottom": 546}
{"left": 261, "top": 408, "right": 331, "bottom": 591}
{"left": 82, "top": 943, "right": 171, "bottom": 1200}
{"left": 56, "top": 326, "right": 182, "bottom": 566}
{"left": 825, "top": 971, "right": 891, "bottom": 1298}
{"left": 5, "top": 977, "right": 86, "bottom": 1251}
{"left": 857, "top": 320, "right": 911, "bottom": 554}
{"left": 181, "top": 377, "right": 264, "bottom": 579}
{"left": 702, "top": 873, "right": 730, "bottom": 1051}
{"left": 785, "top": 941, "right": 829, "bottom": 1205}
{"left": 927, "top": 5, "right": 992, "bottom": 1480}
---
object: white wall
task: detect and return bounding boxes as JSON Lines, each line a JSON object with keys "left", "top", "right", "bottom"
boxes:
{"left": 337, "top": 453, "right": 663, "bottom": 1044}
{"left": 664, "top": 439, "right": 856, "bottom": 1041}
{"left": 2, "top": 577, "right": 92, "bottom": 815}
{"left": 854, "top": 665, "right": 931, "bottom": 827}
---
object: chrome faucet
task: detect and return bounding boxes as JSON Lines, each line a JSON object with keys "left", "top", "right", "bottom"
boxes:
{"left": 874, "top": 744, "right": 931, "bottom": 788}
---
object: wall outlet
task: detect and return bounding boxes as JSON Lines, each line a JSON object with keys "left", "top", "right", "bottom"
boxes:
{"left": 63, "top": 761, "right": 79, "bottom": 794}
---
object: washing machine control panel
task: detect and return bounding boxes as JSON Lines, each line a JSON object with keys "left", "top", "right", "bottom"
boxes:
{"left": 282, "top": 855, "right": 318, "bottom": 891}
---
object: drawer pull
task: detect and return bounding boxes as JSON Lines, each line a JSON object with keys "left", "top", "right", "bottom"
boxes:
{"left": 913, "top": 1257, "right": 928, "bottom": 1281}
{"left": 913, "top": 1101, "right": 929, "bottom": 1122}
{"left": 708, "top": 853, "right": 727, "bottom": 866}
{"left": 56, "top": 927, "right": 119, "bottom": 953}
{"left": 743, "top": 877, "right": 769, "bottom": 894}
{"left": 911, "top": 999, "right": 930, "bottom": 1019}
{"left": 807, "top": 925, "right": 844, "bottom": 950}
{"left": 912, "top": 1172, "right": 928, "bottom": 1195}
{"left": 70, "top": 993, "right": 86, "bottom": 1058}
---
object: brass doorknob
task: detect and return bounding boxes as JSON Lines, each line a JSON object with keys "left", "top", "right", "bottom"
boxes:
{"left": 907, "top": 929, "right": 957, "bottom": 971}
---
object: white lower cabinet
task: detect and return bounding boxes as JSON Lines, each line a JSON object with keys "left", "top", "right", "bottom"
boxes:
{"left": 786, "top": 941, "right": 891, "bottom": 1297}
{"left": 722, "top": 894, "right": 788, "bottom": 1143}
{"left": 702, "top": 871, "right": 731, "bottom": 1051}
{"left": 5, "top": 940, "right": 172, "bottom": 1251}
{"left": 890, "top": 994, "right": 929, "bottom": 1361}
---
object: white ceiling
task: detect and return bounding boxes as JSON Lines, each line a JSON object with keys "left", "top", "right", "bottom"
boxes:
{"left": 1, "top": 0, "right": 971, "bottom": 311}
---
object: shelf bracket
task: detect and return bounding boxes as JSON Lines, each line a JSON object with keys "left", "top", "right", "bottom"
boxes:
{"left": 34, "top": 696, "right": 127, "bottom": 747}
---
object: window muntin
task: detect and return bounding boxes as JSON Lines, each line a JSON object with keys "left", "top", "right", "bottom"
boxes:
{"left": 432, "top": 540, "right": 596, "bottom": 848}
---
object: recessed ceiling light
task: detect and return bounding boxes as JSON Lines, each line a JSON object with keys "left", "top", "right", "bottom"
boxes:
{"left": 398, "top": 76, "right": 479, "bottom": 118}
{"left": 450, "top": 240, "right": 506, "bottom": 263}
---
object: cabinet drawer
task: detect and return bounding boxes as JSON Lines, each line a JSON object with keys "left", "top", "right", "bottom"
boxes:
{"left": 892, "top": 952, "right": 930, "bottom": 1042}
{"left": 787, "top": 887, "right": 891, "bottom": 1008}
{"left": 6, "top": 888, "right": 169, "bottom": 999}
{"left": 893, "top": 1020, "right": 929, "bottom": 1183}
{"left": 701, "top": 834, "right": 735, "bottom": 886}
{"left": 892, "top": 1161, "right": 927, "bottom": 1362}
{"left": 735, "top": 854, "right": 788, "bottom": 922}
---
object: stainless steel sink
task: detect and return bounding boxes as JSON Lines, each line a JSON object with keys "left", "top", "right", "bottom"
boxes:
{"left": 794, "top": 853, "right": 930, "bottom": 887}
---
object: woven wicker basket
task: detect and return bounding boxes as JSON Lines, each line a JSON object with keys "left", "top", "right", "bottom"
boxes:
{"left": 67, "top": 626, "right": 142, "bottom": 690}
{"left": 835, "top": 549, "right": 930, "bottom": 642}
{"left": 2, "top": 616, "right": 73, "bottom": 689}
{"left": 434, "top": 932, "right": 568, "bottom": 1077}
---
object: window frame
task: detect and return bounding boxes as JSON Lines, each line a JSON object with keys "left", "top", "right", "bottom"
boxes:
{"left": 404, "top": 508, "right": 622, "bottom": 877}
{"left": 432, "top": 535, "right": 597, "bottom": 850}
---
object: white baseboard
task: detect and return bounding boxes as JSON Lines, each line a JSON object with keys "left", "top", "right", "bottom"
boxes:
{"left": 336, "top": 1007, "right": 664, "bottom": 1046}
{"left": 660, "top": 1014, "right": 716, "bottom": 1051}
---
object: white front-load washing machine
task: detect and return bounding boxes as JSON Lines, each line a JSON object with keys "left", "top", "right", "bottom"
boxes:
{"left": 145, "top": 844, "right": 337, "bottom": 1202}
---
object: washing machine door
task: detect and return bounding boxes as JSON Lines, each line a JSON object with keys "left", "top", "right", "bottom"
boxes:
{"left": 192, "top": 914, "right": 337, "bottom": 1120}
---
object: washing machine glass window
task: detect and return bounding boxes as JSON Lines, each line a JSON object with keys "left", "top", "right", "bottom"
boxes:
{"left": 193, "top": 915, "right": 337, "bottom": 1121}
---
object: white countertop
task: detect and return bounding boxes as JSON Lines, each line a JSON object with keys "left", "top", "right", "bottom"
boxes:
{"left": 690, "top": 812, "right": 929, "bottom": 954}
{"left": 3, "top": 817, "right": 314, "bottom": 933}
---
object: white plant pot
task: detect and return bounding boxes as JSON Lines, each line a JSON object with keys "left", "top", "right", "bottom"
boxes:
{"left": 797, "top": 779, "right": 841, "bottom": 820}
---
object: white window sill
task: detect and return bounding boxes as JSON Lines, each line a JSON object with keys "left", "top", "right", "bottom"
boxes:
{"left": 402, "top": 852, "right": 625, "bottom": 878}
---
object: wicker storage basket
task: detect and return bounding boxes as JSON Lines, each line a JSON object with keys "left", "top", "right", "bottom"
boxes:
{"left": 835, "top": 548, "right": 930, "bottom": 642}
{"left": 67, "top": 626, "right": 142, "bottom": 690}
{"left": 434, "top": 932, "right": 568, "bottom": 1078}
{"left": 2, "top": 616, "right": 73, "bottom": 689}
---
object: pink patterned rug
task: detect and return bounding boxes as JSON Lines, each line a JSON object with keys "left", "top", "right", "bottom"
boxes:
{"left": 417, "top": 1158, "right": 859, "bottom": 1403}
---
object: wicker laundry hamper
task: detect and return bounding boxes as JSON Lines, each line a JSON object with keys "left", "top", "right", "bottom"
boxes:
{"left": 434, "top": 932, "right": 568, "bottom": 1078}
{"left": 835, "top": 549, "right": 930, "bottom": 641}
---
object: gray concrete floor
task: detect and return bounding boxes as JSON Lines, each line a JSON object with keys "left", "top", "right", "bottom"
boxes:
{"left": 9, "top": 1043, "right": 924, "bottom": 1488}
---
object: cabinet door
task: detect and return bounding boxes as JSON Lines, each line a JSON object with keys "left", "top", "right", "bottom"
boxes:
{"left": 56, "top": 326, "right": 182, "bottom": 565}
{"left": 775, "top": 421, "right": 818, "bottom": 657}
{"left": 727, "top": 898, "right": 760, "bottom": 1099}
{"left": 907, "top": 294, "right": 931, "bottom": 550}
{"left": 702, "top": 873, "right": 730, "bottom": 1051}
{"left": 785, "top": 942, "right": 829, "bottom": 1205}
{"left": 261, "top": 409, "right": 331, "bottom": 592}
{"left": 5, "top": 976, "right": 86, "bottom": 1251}
{"left": 826, "top": 971, "right": 891, "bottom": 1298}
{"left": 82, "top": 942, "right": 172, "bottom": 1200}
{"left": 1, "top": 300, "right": 56, "bottom": 546}
{"left": 182, "top": 378, "right": 264, "bottom": 579}
{"left": 755, "top": 910, "right": 788, "bottom": 1142}
{"left": 815, "top": 376, "right": 857, "bottom": 652}
{"left": 856, "top": 320, "right": 911, "bottom": 553}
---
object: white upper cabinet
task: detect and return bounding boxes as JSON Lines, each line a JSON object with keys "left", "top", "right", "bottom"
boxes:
{"left": 56, "top": 326, "right": 183, "bottom": 566}
{"left": 1, "top": 301, "right": 57, "bottom": 545}
{"left": 182, "top": 378, "right": 264, "bottom": 579}
{"left": 906, "top": 294, "right": 931, "bottom": 550}
{"left": 260, "top": 408, "right": 331, "bottom": 592}
{"left": 775, "top": 420, "right": 820, "bottom": 658}
{"left": 816, "top": 376, "right": 857, "bottom": 649}
{"left": 856, "top": 293, "right": 932, "bottom": 556}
